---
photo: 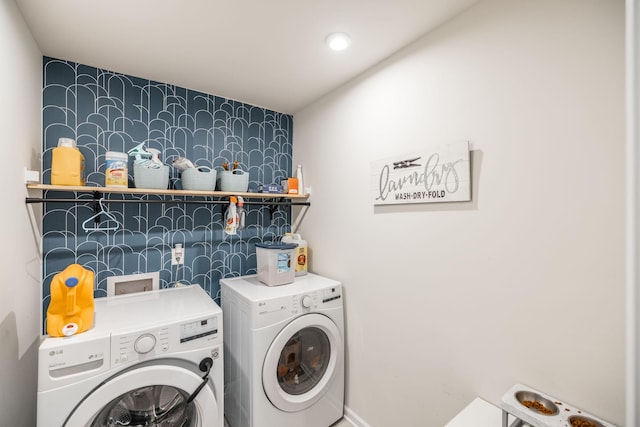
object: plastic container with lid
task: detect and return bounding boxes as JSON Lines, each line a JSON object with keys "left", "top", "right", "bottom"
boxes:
{"left": 281, "top": 233, "right": 308, "bottom": 276}
{"left": 105, "top": 151, "right": 128, "bottom": 187}
{"left": 46, "top": 263, "right": 95, "bottom": 337}
{"left": 51, "top": 137, "right": 85, "bottom": 186}
{"left": 255, "top": 242, "right": 298, "bottom": 286}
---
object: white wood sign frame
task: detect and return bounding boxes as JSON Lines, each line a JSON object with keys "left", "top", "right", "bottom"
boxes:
{"left": 371, "top": 141, "right": 471, "bottom": 205}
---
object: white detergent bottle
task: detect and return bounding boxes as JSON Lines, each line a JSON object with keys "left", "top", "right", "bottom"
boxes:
{"left": 296, "top": 164, "right": 304, "bottom": 196}
{"left": 282, "top": 233, "right": 308, "bottom": 276}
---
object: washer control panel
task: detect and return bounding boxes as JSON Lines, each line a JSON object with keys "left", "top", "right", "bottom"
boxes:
{"left": 291, "top": 292, "right": 319, "bottom": 314}
{"left": 321, "top": 286, "right": 342, "bottom": 303}
{"left": 111, "top": 315, "right": 220, "bottom": 366}
{"left": 300, "top": 295, "right": 313, "bottom": 308}
{"left": 113, "top": 326, "right": 170, "bottom": 365}
{"left": 180, "top": 316, "right": 218, "bottom": 343}
{"left": 134, "top": 333, "right": 157, "bottom": 354}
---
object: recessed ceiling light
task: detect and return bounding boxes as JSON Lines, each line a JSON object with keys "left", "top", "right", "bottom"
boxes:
{"left": 326, "top": 33, "right": 351, "bottom": 51}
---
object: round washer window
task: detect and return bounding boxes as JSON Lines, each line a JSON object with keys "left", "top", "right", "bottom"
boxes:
{"left": 276, "top": 326, "right": 331, "bottom": 395}
{"left": 262, "top": 313, "right": 342, "bottom": 412}
{"left": 90, "top": 385, "right": 196, "bottom": 427}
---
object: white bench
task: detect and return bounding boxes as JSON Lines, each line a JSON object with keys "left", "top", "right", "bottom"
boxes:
{"left": 445, "top": 397, "right": 506, "bottom": 427}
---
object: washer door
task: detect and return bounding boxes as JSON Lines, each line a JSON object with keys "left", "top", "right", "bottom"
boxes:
{"left": 262, "top": 313, "right": 342, "bottom": 412}
{"left": 65, "top": 365, "right": 219, "bottom": 426}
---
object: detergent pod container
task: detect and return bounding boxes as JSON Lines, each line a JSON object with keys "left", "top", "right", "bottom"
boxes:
{"left": 46, "top": 264, "right": 95, "bottom": 337}
{"left": 281, "top": 233, "right": 308, "bottom": 276}
{"left": 51, "top": 137, "right": 85, "bottom": 186}
{"left": 255, "top": 242, "right": 298, "bottom": 286}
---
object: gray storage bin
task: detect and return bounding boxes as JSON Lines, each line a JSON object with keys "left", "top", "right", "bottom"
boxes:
{"left": 133, "top": 163, "right": 170, "bottom": 189}
{"left": 182, "top": 167, "right": 217, "bottom": 191}
{"left": 217, "top": 170, "right": 249, "bottom": 192}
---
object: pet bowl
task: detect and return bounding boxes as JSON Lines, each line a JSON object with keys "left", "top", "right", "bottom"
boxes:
{"left": 514, "top": 390, "right": 559, "bottom": 416}
{"left": 568, "top": 415, "right": 606, "bottom": 427}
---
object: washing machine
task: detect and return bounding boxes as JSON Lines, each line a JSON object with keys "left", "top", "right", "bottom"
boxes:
{"left": 221, "top": 273, "right": 344, "bottom": 427}
{"left": 37, "top": 285, "right": 224, "bottom": 427}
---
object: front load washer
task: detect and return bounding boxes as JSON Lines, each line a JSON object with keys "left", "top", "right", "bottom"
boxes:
{"left": 37, "top": 285, "right": 224, "bottom": 427}
{"left": 221, "top": 273, "right": 344, "bottom": 427}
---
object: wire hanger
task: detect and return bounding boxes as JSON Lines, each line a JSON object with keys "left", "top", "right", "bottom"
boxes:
{"left": 82, "top": 198, "right": 120, "bottom": 232}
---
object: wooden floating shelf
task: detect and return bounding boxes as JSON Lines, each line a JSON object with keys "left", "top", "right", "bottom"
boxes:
{"left": 27, "top": 184, "right": 309, "bottom": 200}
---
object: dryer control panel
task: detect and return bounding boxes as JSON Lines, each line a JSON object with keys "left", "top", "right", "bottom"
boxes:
{"left": 252, "top": 285, "right": 342, "bottom": 328}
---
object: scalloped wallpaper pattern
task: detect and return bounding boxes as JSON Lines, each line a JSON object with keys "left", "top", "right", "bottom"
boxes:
{"left": 41, "top": 57, "right": 293, "bottom": 330}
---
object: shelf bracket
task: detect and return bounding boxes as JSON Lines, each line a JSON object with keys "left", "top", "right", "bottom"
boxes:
{"left": 291, "top": 204, "right": 310, "bottom": 234}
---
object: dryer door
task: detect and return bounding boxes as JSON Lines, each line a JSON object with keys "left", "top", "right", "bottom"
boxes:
{"left": 263, "top": 313, "right": 343, "bottom": 412}
{"left": 64, "top": 365, "right": 219, "bottom": 426}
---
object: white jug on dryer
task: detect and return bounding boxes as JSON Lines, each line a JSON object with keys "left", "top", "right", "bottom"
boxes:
{"left": 281, "top": 233, "right": 308, "bottom": 276}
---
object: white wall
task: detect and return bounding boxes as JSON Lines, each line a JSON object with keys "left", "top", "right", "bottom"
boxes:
{"left": 294, "top": 0, "right": 625, "bottom": 425}
{"left": 627, "top": 1, "right": 640, "bottom": 425}
{"left": 0, "top": 0, "right": 42, "bottom": 425}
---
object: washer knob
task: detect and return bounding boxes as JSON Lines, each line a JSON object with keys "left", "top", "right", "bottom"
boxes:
{"left": 134, "top": 334, "right": 156, "bottom": 354}
{"left": 301, "top": 295, "right": 312, "bottom": 308}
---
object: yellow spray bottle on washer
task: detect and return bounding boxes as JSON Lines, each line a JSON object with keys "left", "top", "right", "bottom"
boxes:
{"left": 47, "top": 264, "right": 95, "bottom": 337}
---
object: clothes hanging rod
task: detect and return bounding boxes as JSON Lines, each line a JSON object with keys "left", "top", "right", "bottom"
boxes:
{"left": 25, "top": 197, "right": 310, "bottom": 207}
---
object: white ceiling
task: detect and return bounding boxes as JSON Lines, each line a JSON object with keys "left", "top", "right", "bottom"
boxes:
{"left": 15, "top": 0, "right": 479, "bottom": 114}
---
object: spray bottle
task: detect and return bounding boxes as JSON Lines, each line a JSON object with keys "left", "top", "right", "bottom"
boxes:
{"left": 146, "top": 148, "right": 163, "bottom": 169}
{"left": 224, "top": 196, "right": 238, "bottom": 235}
{"left": 127, "top": 142, "right": 151, "bottom": 163}
{"left": 237, "top": 196, "right": 246, "bottom": 230}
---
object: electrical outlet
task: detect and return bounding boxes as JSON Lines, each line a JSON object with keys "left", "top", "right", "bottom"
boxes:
{"left": 171, "top": 244, "right": 184, "bottom": 265}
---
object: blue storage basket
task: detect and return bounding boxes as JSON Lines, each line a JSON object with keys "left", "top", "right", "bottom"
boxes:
{"left": 217, "top": 170, "right": 249, "bottom": 192}
{"left": 182, "top": 167, "right": 217, "bottom": 191}
{"left": 133, "top": 163, "right": 169, "bottom": 189}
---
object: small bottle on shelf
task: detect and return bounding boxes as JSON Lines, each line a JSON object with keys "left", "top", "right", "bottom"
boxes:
{"left": 296, "top": 165, "right": 304, "bottom": 196}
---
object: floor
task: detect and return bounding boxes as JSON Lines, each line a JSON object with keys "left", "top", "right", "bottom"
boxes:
{"left": 224, "top": 417, "right": 353, "bottom": 427}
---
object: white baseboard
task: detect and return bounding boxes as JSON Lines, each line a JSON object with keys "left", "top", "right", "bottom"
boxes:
{"left": 344, "top": 406, "right": 372, "bottom": 427}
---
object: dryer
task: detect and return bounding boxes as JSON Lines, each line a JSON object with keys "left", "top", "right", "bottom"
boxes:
{"left": 37, "top": 285, "right": 224, "bottom": 427}
{"left": 221, "top": 273, "right": 344, "bottom": 427}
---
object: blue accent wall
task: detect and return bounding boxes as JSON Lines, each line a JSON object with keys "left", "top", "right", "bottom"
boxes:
{"left": 41, "top": 57, "right": 293, "bottom": 329}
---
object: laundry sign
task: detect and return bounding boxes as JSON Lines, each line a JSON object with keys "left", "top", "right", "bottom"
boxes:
{"left": 371, "top": 141, "right": 471, "bottom": 205}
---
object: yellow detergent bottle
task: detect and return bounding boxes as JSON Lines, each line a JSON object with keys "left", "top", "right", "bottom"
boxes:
{"left": 46, "top": 264, "right": 95, "bottom": 337}
{"left": 281, "top": 233, "right": 308, "bottom": 276}
{"left": 51, "top": 137, "right": 85, "bottom": 186}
